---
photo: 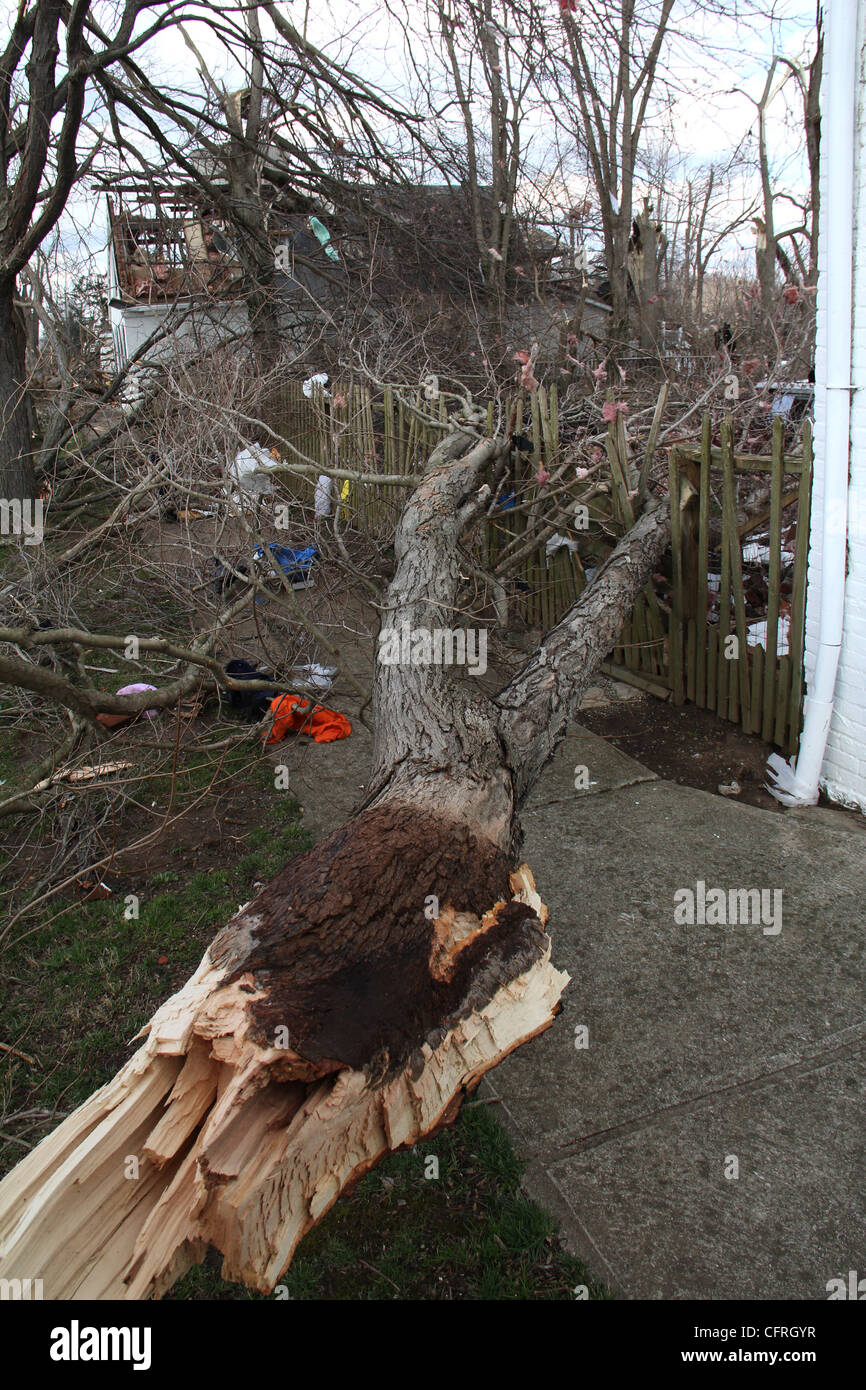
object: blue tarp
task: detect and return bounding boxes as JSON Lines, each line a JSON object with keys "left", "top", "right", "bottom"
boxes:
{"left": 254, "top": 544, "right": 319, "bottom": 582}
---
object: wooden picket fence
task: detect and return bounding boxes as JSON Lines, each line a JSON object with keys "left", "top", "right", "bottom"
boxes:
{"left": 664, "top": 415, "right": 813, "bottom": 754}
{"left": 262, "top": 383, "right": 812, "bottom": 754}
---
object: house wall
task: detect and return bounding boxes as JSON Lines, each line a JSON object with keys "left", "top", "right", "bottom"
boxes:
{"left": 107, "top": 301, "right": 249, "bottom": 371}
{"left": 804, "top": 0, "right": 866, "bottom": 812}
{"left": 503, "top": 296, "right": 612, "bottom": 367}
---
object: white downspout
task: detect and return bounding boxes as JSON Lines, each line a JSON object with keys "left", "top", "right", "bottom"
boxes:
{"left": 766, "top": 0, "right": 858, "bottom": 806}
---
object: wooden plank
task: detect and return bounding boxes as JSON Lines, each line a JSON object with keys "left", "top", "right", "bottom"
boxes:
{"left": 615, "top": 406, "right": 637, "bottom": 491}
{"left": 677, "top": 448, "right": 803, "bottom": 475}
{"left": 606, "top": 430, "right": 634, "bottom": 527}
{"left": 530, "top": 390, "right": 543, "bottom": 468}
{"left": 600, "top": 661, "right": 672, "bottom": 699}
{"left": 540, "top": 549, "right": 552, "bottom": 633}
{"left": 716, "top": 427, "right": 732, "bottom": 721}
{"left": 762, "top": 416, "right": 784, "bottom": 742}
{"left": 538, "top": 385, "right": 554, "bottom": 465}
{"left": 695, "top": 414, "right": 711, "bottom": 709}
{"left": 638, "top": 382, "right": 669, "bottom": 500}
{"left": 721, "top": 417, "right": 751, "bottom": 728}
{"left": 549, "top": 383, "right": 560, "bottom": 457}
{"left": 686, "top": 618, "right": 697, "bottom": 702}
{"left": 738, "top": 486, "right": 800, "bottom": 539}
{"left": 636, "top": 596, "right": 652, "bottom": 675}
{"left": 641, "top": 586, "right": 665, "bottom": 676}
{"left": 668, "top": 451, "right": 685, "bottom": 704}
{"left": 750, "top": 642, "right": 765, "bottom": 736}
{"left": 775, "top": 654, "right": 791, "bottom": 748}
{"left": 707, "top": 626, "right": 718, "bottom": 710}
{"left": 788, "top": 420, "right": 812, "bottom": 754}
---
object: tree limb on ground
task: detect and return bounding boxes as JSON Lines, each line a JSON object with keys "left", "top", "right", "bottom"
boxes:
{"left": 0, "top": 431, "right": 670, "bottom": 1298}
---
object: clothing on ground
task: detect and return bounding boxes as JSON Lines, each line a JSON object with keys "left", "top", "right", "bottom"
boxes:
{"left": 264, "top": 694, "right": 351, "bottom": 745}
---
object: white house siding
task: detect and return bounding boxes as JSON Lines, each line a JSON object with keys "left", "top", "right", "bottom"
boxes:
{"left": 804, "top": 0, "right": 866, "bottom": 811}
{"left": 107, "top": 301, "right": 249, "bottom": 371}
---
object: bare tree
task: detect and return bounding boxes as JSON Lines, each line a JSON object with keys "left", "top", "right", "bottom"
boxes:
{"left": 553, "top": 0, "right": 676, "bottom": 353}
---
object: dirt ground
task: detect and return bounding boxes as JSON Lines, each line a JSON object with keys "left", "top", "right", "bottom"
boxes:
{"left": 578, "top": 694, "right": 789, "bottom": 811}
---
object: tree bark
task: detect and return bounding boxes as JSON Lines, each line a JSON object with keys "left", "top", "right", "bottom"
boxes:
{"left": 0, "top": 277, "right": 36, "bottom": 503}
{"left": 0, "top": 430, "right": 671, "bottom": 1298}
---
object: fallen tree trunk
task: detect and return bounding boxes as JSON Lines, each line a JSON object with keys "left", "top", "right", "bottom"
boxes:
{"left": 0, "top": 431, "right": 670, "bottom": 1299}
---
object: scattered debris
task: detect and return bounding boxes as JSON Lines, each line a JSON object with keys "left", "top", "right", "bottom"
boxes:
{"left": 747, "top": 613, "right": 790, "bottom": 656}
{"left": 65, "top": 762, "right": 134, "bottom": 784}
{"left": 228, "top": 444, "right": 279, "bottom": 507}
{"left": 302, "top": 372, "right": 330, "bottom": 398}
{"left": 96, "top": 684, "right": 159, "bottom": 729}
{"left": 291, "top": 662, "right": 337, "bottom": 693}
{"left": 0, "top": 1042, "right": 36, "bottom": 1065}
{"left": 76, "top": 877, "right": 112, "bottom": 900}
{"left": 254, "top": 543, "right": 318, "bottom": 589}
{"left": 314, "top": 474, "right": 333, "bottom": 518}
{"left": 209, "top": 556, "right": 250, "bottom": 596}
{"left": 545, "top": 532, "right": 579, "bottom": 561}
{"left": 264, "top": 694, "right": 351, "bottom": 745}
{"left": 718, "top": 780, "right": 742, "bottom": 797}
{"left": 224, "top": 659, "right": 276, "bottom": 720}
{"left": 742, "top": 540, "right": 794, "bottom": 567}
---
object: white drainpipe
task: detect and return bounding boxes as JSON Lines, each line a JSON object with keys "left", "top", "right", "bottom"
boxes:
{"left": 767, "top": 0, "right": 858, "bottom": 806}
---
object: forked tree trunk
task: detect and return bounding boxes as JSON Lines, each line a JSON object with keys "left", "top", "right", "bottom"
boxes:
{"left": 0, "top": 432, "right": 670, "bottom": 1298}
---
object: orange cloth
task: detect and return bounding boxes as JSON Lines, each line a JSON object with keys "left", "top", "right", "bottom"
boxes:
{"left": 264, "top": 694, "right": 351, "bottom": 745}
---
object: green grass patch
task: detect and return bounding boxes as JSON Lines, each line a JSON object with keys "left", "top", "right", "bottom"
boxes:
{"left": 169, "top": 1103, "right": 608, "bottom": 1301}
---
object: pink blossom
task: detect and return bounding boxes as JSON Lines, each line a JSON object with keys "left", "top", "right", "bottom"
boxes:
{"left": 513, "top": 349, "right": 530, "bottom": 364}
{"left": 592, "top": 364, "right": 607, "bottom": 381}
{"left": 602, "top": 400, "right": 627, "bottom": 423}
{"left": 520, "top": 363, "right": 539, "bottom": 391}
{"left": 332, "top": 393, "right": 347, "bottom": 409}
{"left": 535, "top": 467, "right": 550, "bottom": 486}
{"left": 574, "top": 466, "right": 590, "bottom": 480}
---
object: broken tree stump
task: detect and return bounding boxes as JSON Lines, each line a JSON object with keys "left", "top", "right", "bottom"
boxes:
{"left": 0, "top": 805, "right": 567, "bottom": 1298}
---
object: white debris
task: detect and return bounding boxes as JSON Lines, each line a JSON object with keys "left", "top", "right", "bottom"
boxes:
{"left": 229, "top": 445, "right": 276, "bottom": 498}
{"left": 545, "top": 532, "right": 579, "bottom": 561}
{"left": 742, "top": 541, "right": 795, "bottom": 567}
{"left": 302, "top": 372, "right": 330, "bottom": 399}
{"left": 291, "top": 663, "right": 337, "bottom": 692}
{"left": 314, "top": 474, "right": 333, "bottom": 518}
{"left": 746, "top": 613, "right": 790, "bottom": 656}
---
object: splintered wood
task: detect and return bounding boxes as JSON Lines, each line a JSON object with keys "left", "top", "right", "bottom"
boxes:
{"left": 0, "top": 865, "right": 568, "bottom": 1299}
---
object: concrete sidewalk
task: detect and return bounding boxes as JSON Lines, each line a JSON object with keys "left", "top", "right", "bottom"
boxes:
{"left": 484, "top": 728, "right": 866, "bottom": 1300}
